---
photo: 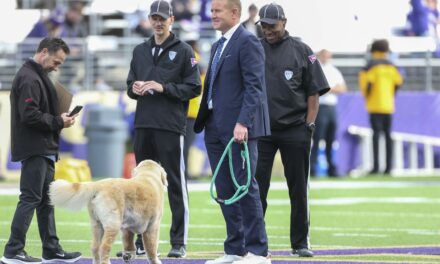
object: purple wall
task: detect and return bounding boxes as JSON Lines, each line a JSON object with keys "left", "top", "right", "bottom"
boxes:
{"left": 336, "top": 92, "right": 440, "bottom": 175}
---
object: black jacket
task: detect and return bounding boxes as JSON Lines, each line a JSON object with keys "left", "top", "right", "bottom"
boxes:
{"left": 127, "top": 34, "right": 201, "bottom": 135}
{"left": 261, "top": 32, "right": 330, "bottom": 130}
{"left": 10, "top": 59, "right": 64, "bottom": 161}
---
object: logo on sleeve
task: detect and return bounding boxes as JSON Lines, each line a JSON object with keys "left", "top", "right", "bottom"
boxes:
{"left": 190, "top": 58, "right": 198, "bottom": 67}
{"left": 25, "top": 98, "right": 33, "bottom": 103}
{"left": 169, "top": 51, "right": 177, "bottom": 61}
{"left": 284, "top": 70, "right": 293, "bottom": 80}
{"left": 308, "top": 54, "right": 317, "bottom": 64}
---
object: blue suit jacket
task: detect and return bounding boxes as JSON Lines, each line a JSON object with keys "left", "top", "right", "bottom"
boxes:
{"left": 194, "top": 25, "right": 270, "bottom": 139}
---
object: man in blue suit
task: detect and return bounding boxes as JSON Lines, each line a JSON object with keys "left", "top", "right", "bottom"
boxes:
{"left": 194, "top": 0, "right": 271, "bottom": 263}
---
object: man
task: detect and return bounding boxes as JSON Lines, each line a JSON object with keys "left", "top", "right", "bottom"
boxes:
{"left": 2, "top": 37, "right": 81, "bottom": 264}
{"left": 254, "top": 3, "right": 329, "bottom": 258}
{"left": 310, "top": 49, "right": 347, "bottom": 177}
{"left": 126, "top": 0, "right": 201, "bottom": 258}
{"left": 241, "top": 4, "right": 263, "bottom": 38}
{"left": 359, "top": 39, "right": 403, "bottom": 175}
{"left": 194, "top": 0, "right": 271, "bottom": 263}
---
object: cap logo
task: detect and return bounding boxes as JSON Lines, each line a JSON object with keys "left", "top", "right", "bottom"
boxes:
{"left": 169, "top": 51, "right": 177, "bottom": 61}
{"left": 284, "top": 70, "right": 293, "bottom": 80}
{"left": 308, "top": 54, "right": 317, "bottom": 64}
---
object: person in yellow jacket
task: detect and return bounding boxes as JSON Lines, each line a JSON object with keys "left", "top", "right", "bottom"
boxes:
{"left": 359, "top": 39, "right": 403, "bottom": 175}
{"left": 184, "top": 41, "right": 205, "bottom": 179}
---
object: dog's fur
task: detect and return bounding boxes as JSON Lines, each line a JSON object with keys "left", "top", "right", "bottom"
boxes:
{"left": 49, "top": 159, "right": 168, "bottom": 264}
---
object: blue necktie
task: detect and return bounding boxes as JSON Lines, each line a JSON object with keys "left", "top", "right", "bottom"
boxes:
{"left": 207, "top": 37, "right": 226, "bottom": 109}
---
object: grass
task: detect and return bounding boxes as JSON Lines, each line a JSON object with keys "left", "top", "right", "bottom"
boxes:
{"left": 1, "top": 176, "right": 440, "bottom": 262}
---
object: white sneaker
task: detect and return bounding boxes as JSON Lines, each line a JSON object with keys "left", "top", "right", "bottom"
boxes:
{"left": 205, "top": 254, "right": 243, "bottom": 264}
{"left": 232, "top": 253, "right": 271, "bottom": 264}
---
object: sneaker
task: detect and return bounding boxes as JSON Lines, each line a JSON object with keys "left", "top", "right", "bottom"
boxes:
{"left": 167, "top": 245, "right": 186, "bottom": 258}
{"left": 42, "top": 250, "right": 81, "bottom": 263}
{"left": 232, "top": 253, "right": 270, "bottom": 264}
{"left": 1, "top": 252, "right": 42, "bottom": 264}
{"left": 205, "top": 254, "right": 243, "bottom": 264}
{"left": 291, "top": 248, "right": 313, "bottom": 257}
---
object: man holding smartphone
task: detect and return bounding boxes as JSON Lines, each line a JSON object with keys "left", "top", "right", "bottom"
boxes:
{"left": 2, "top": 37, "right": 81, "bottom": 264}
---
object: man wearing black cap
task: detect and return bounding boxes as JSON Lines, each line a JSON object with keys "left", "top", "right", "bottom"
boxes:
{"left": 125, "top": 0, "right": 201, "bottom": 259}
{"left": 254, "top": 3, "right": 330, "bottom": 258}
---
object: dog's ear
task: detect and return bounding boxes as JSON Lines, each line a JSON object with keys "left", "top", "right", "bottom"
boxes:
{"left": 161, "top": 168, "right": 168, "bottom": 187}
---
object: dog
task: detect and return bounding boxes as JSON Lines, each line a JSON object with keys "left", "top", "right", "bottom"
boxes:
{"left": 49, "top": 159, "right": 168, "bottom": 264}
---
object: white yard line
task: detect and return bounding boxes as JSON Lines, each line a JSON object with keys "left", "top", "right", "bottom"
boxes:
{"left": 1, "top": 180, "right": 439, "bottom": 195}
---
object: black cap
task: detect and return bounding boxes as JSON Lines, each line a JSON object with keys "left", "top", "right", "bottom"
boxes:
{"left": 256, "top": 3, "right": 285, "bottom": 24}
{"left": 149, "top": 0, "right": 173, "bottom": 19}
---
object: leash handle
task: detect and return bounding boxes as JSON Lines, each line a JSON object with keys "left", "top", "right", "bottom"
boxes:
{"left": 210, "top": 138, "right": 252, "bottom": 205}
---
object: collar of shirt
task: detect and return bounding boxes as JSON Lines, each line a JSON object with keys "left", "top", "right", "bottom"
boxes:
{"left": 218, "top": 23, "right": 241, "bottom": 56}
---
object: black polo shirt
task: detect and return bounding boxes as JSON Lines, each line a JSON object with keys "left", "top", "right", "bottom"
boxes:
{"left": 261, "top": 32, "right": 329, "bottom": 130}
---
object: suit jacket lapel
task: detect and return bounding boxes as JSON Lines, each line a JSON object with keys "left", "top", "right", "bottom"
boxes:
{"left": 212, "top": 26, "right": 243, "bottom": 81}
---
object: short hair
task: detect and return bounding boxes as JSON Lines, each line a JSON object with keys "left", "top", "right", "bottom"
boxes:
{"left": 248, "top": 3, "right": 257, "bottom": 12}
{"left": 36, "top": 37, "right": 70, "bottom": 55}
{"left": 227, "top": 0, "right": 242, "bottom": 16}
{"left": 370, "top": 39, "right": 389, "bottom": 53}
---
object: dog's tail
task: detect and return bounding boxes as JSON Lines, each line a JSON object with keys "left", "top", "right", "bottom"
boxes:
{"left": 49, "top": 179, "right": 96, "bottom": 211}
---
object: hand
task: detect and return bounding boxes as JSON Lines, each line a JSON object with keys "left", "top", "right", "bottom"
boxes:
{"left": 61, "top": 112, "right": 77, "bottom": 128}
{"left": 133, "top": 81, "right": 146, "bottom": 95}
{"left": 233, "top": 123, "right": 248, "bottom": 143}
{"left": 141, "top": 81, "right": 164, "bottom": 94}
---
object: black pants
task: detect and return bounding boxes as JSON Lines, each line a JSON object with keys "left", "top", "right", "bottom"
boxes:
{"left": 134, "top": 128, "right": 189, "bottom": 247}
{"left": 370, "top": 113, "right": 393, "bottom": 173}
{"left": 4, "top": 156, "right": 61, "bottom": 257}
{"left": 255, "top": 125, "right": 312, "bottom": 250}
{"left": 311, "top": 104, "right": 337, "bottom": 176}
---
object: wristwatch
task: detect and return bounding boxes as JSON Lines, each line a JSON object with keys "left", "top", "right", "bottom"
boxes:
{"left": 306, "top": 122, "right": 316, "bottom": 132}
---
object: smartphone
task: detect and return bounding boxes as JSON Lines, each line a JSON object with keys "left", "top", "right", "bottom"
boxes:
{"left": 68, "top": 105, "right": 83, "bottom": 117}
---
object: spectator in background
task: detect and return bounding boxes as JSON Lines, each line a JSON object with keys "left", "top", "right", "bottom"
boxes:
{"left": 171, "top": 0, "right": 194, "bottom": 21}
{"left": 26, "top": 6, "right": 66, "bottom": 38}
{"left": 310, "top": 49, "right": 347, "bottom": 177}
{"left": 241, "top": 4, "right": 263, "bottom": 38}
{"left": 359, "top": 39, "right": 403, "bottom": 175}
{"left": 63, "top": 0, "right": 88, "bottom": 38}
{"left": 405, "top": 0, "right": 439, "bottom": 37}
{"left": 403, "top": 0, "right": 440, "bottom": 56}
{"left": 134, "top": 12, "right": 153, "bottom": 38}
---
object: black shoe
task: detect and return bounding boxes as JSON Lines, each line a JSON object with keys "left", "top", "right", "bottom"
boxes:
{"left": 1, "top": 251, "right": 42, "bottom": 264}
{"left": 167, "top": 245, "right": 186, "bottom": 258}
{"left": 291, "top": 248, "right": 314, "bottom": 257}
{"left": 368, "top": 169, "right": 379, "bottom": 175}
{"left": 42, "top": 250, "right": 81, "bottom": 263}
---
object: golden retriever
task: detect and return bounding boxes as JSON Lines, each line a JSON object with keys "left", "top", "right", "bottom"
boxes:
{"left": 49, "top": 159, "right": 168, "bottom": 264}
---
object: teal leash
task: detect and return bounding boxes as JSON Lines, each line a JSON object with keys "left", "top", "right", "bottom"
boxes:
{"left": 210, "top": 138, "right": 251, "bottom": 205}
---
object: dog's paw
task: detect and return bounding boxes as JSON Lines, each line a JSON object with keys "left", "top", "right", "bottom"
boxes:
{"left": 149, "top": 258, "right": 161, "bottom": 264}
{"left": 122, "top": 251, "right": 135, "bottom": 263}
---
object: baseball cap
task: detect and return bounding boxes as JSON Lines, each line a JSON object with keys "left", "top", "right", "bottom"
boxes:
{"left": 149, "top": 0, "right": 173, "bottom": 19}
{"left": 256, "top": 3, "right": 285, "bottom": 24}
{"left": 49, "top": 7, "right": 65, "bottom": 26}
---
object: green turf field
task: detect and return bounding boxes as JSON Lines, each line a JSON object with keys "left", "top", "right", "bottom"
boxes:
{"left": 1, "top": 176, "right": 439, "bottom": 262}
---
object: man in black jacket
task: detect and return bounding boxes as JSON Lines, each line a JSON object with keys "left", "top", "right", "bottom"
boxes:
{"left": 126, "top": 0, "right": 201, "bottom": 259}
{"left": 255, "top": 3, "right": 330, "bottom": 258}
{"left": 2, "top": 37, "right": 81, "bottom": 264}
